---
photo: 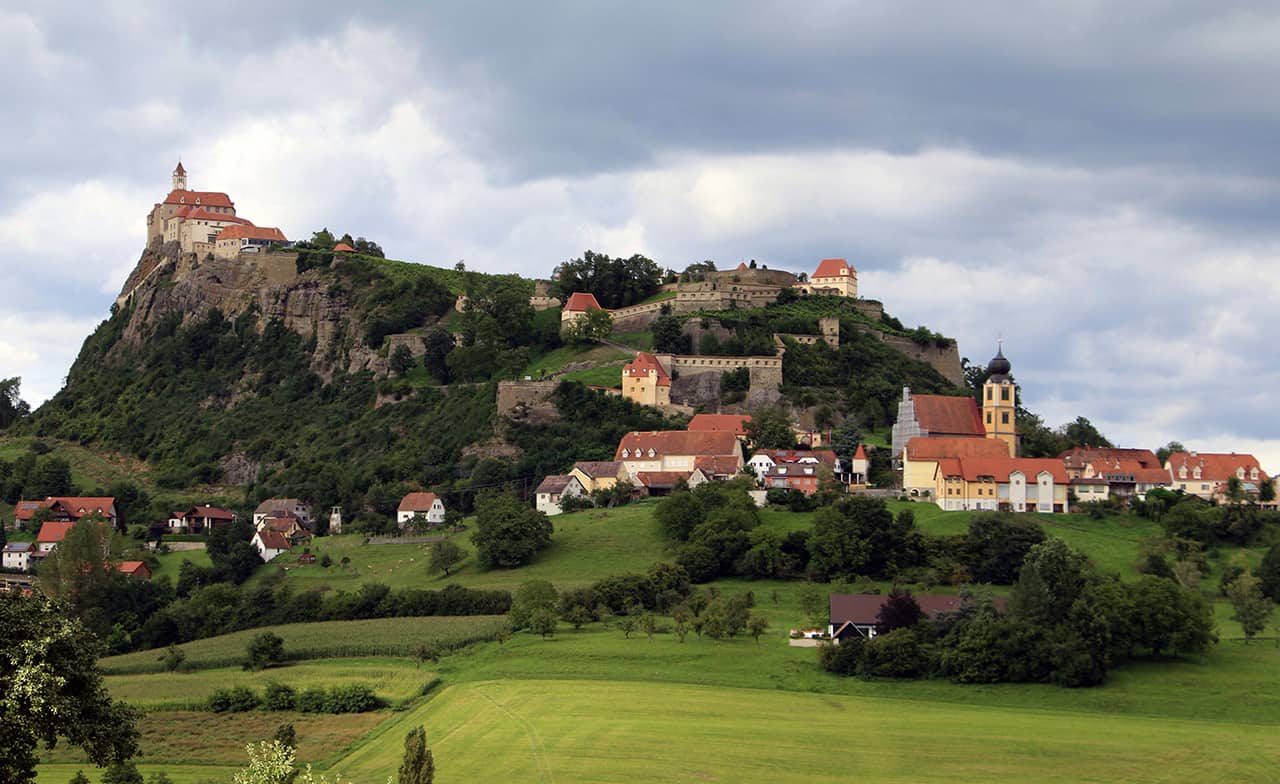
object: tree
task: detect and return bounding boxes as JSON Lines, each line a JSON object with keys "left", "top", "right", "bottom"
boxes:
{"left": 1227, "top": 572, "right": 1273, "bottom": 645}
{"left": 530, "top": 608, "right": 558, "bottom": 639}
{"left": 471, "top": 493, "right": 554, "bottom": 569}
{"left": 655, "top": 491, "right": 705, "bottom": 541}
{"left": 390, "top": 344, "right": 416, "bottom": 377}
{"left": 1261, "top": 543, "right": 1280, "bottom": 602}
{"left": 797, "top": 583, "right": 826, "bottom": 627}
{"left": 1057, "top": 416, "right": 1112, "bottom": 450}
{"left": 398, "top": 725, "right": 435, "bottom": 784}
{"left": 0, "top": 593, "right": 140, "bottom": 783}
{"left": 272, "top": 723, "right": 297, "bottom": 750}
{"left": 1262, "top": 478, "right": 1277, "bottom": 504}
{"left": 0, "top": 377, "right": 31, "bottom": 428}
{"left": 35, "top": 517, "right": 118, "bottom": 615}
{"left": 963, "top": 513, "right": 1047, "bottom": 585}
{"left": 232, "top": 740, "right": 357, "bottom": 784}
{"left": 510, "top": 580, "right": 559, "bottom": 629}
{"left": 651, "top": 315, "right": 691, "bottom": 354}
{"left": 747, "top": 613, "right": 769, "bottom": 643}
{"left": 69, "top": 772, "right": 91, "bottom": 784}
{"left": 428, "top": 540, "right": 465, "bottom": 576}
{"left": 421, "top": 328, "right": 455, "bottom": 383}
{"left": 102, "top": 762, "right": 143, "bottom": 784}
{"left": 875, "top": 588, "right": 924, "bottom": 635}
{"left": 565, "top": 308, "right": 614, "bottom": 344}
{"left": 245, "top": 632, "right": 286, "bottom": 671}
{"left": 1155, "top": 441, "right": 1186, "bottom": 465}
{"left": 745, "top": 406, "right": 795, "bottom": 450}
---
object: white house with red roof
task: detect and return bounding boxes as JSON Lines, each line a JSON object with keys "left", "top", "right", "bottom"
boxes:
{"left": 535, "top": 474, "right": 585, "bottom": 516}
{"left": 168, "top": 505, "right": 237, "bottom": 533}
{"left": 16, "top": 497, "right": 118, "bottom": 531}
{"left": 560, "top": 292, "right": 604, "bottom": 327}
{"left": 1164, "top": 451, "right": 1270, "bottom": 500}
{"left": 251, "top": 529, "right": 291, "bottom": 561}
{"left": 214, "top": 225, "right": 288, "bottom": 259}
{"left": 799, "top": 258, "right": 858, "bottom": 298}
{"left": 931, "top": 457, "right": 1070, "bottom": 513}
{"left": 397, "top": 492, "right": 446, "bottom": 528}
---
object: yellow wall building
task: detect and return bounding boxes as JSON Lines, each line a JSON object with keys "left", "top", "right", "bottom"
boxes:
{"left": 621, "top": 352, "right": 671, "bottom": 409}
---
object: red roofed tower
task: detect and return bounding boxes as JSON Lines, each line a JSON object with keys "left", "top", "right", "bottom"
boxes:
{"left": 172, "top": 161, "right": 187, "bottom": 190}
{"left": 621, "top": 352, "right": 672, "bottom": 409}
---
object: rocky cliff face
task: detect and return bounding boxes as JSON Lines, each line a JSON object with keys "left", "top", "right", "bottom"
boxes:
{"left": 114, "top": 245, "right": 388, "bottom": 381}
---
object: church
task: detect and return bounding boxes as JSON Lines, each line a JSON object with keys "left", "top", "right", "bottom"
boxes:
{"left": 891, "top": 344, "right": 1018, "bottom": 460}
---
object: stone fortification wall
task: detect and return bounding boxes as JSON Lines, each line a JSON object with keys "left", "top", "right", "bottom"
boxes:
{"left": 496, "top": 380, "right": 559, "bottom": 416}
{"left": 608, "top": 299, "right": 671, "bottom": 330}
{"left": 851, "top": 326, "right": 964, "bottom": 386}
{"left": 385, "top": 333, "right": 427, "bottom": 358}
{"left": 706, "top": 268, "right": 797, "bottom": 287}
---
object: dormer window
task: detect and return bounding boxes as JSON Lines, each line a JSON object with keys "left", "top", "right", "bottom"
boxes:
{"left": 648, "top": 448, "right": 656, "bottom": 458}
{"left": 1251, "top": 468, "right": 1259, "bottom": 480}
{"left": 621, "top": 449, "right": 630, "bottom": 458}
{"left": 1193, "top": 467, "right": 1201, "bottom": 479}
{"left": 1179, "top": 466, "right": 1187, "bottom": 479}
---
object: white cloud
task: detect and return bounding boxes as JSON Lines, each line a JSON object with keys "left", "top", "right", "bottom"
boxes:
{"left": 0, "top": 313, "right": 102, "bottom": 405}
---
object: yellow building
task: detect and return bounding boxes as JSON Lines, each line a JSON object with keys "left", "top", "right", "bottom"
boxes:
{"left": 902, "top": 436, "right": 1011, "bottom": 497}
{"left": 570, "top": 461, "right": 630, "bottom": 492}
{"left": 801, "top": 258, "right": 858, "bottom": 298}
{"left": 981, "top": 345, "right": 1018, "bottom": 456}
{"left": 621, "top": 352, "right": 671, "bottom": 409}
{"left": 932, "top": 457, "right": 1070, "bottom": 513}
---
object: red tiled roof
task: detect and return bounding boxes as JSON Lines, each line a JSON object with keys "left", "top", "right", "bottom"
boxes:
{"left": 757, "top": 449, "right": 838, "bottom": 468}
{"left": 536, "top": 474, "right": 579, "bottom": 495}
{"left": 624, "top": 352, "right": 670, "bottom": 386}
{"left": 687, "top": 414, "right": 751, "bottom": 435}
{"left": 853, "top": 444, "right": 868, "bottom": 461}
{"left": 938, "top": 457, "right": 1068, "bottom": 483}
{"left": 177, "top": 505, "right": 236, "bottom": 521}
{"left": 813, "top": 258, "right": 852, "bottom": 279}
{"left": 162, "top": 189, "right": 234, "bottom": 208}
{"left": 572, "top": 461, "right": 625, "bottom": 479}
{"left": 911, "top": 394, "right": 985, "bottom": 437}
{"left": 636, "top": 471, "right": 691, "bottom": 489}
{"left": 736, "top": 262, "right": 748, "bottom": 271}
{"left": 398, "top": 492, "right": 441, "bottom": 512}
{"left": 171, "top": 206, "right": 253, "bottom": 224}
{"left": 1090, "top": 458, "right": 1172, "bottom": 485}
{"left": 332, "top": 242, "right": 356, "bottom": 253}
{"left": 905, "top": 436, "right": 1008, "bottom": 460}
{"left": 829, "top": 593, "right": 1006, "bottom": 625}
{"left": 564, "top": 292, "right": 603, "bottom": 312}
{"left": 254, "top": 498, "right": 304, "bottom": 516}
{"left": 694, "top": 455, "right": 742, "bottom": 477}
{"left": 1166, "top": 452, "right": 1268, "bottom": 483}
{"left": 615, "top": 430, "right": 741, "bottom": 460}
{"left": 36, "top": 522, "right": 76, "bottom": 544}
{"left": 256, "top": 529, "right": 291, "bottom": 551}
{"left": 1059, "top": 447, "right": 1162, "bottom": 470}
{"left": 217, "top": 225, "right": 286, "bottom": 242}
{"left": 14, "top": 500, "right": 47, "bottom": 521}
{"left": 117, "top": 561, "right": 150, "bottom": 577}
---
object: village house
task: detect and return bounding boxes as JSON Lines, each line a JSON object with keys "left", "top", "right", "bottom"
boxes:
{"left": 694, "top": 455, "right": 744, "bottom": 481}
{"left": 620, "top": 352, "right": 671, "bottom": 409}
{"left": 251, "top": 529, "right": 291, "bottom": 561}
{"left": 260, "top": 515, "right": 313, "bottom": 547}
{"left": 686, "top": 414, "right": 752, "bottom": 440}
{"left": 535, "top": 474, "right": 585, "bottom": 516}
{"left": 16, "top": 496, "right": 119, "bottom": 530}
{"left": 397, "top": 492, "right": 446, "bottom": 529}
{"left": 846, "top": 444, "right": 870, "bottom": 487}
{"left": 746, "top": 449, "right": 838, "bottom": 484}
{"left": 765, "top": 462, "right": 821, "bottom": 495}
{"left": 1164, "top": 451, "right": 1270, "bottom": 501}
{"left": 828, "top": 593, "right": 1007, "bottom": 642}
{"left": 614, "top": 430, "right": 744, "bottom": 482}
{"left": 117, "top": 561, "right": 152, "bottom": 580}
{"left": 932, "top": 457, "right": 1070, "bottom": 513}
{"left": 569, "top": 461, "right": 630, "bottom": 493}
{"left": 36, "top": 522, "right": 77, "bottom": 553}
{"left": 2, "top": 541, "right": 34, "bottom": 572}
{"left": 637, "top": 469, "right": 709, "bottom": 497}
{"left": 1059, "top": 447, "right": 1171, "bottom": 501}
{"left": 902, "top": 437, "right": 1011, "bottom": 498}
{"left": 253, "top": 498, "right": 312, "bottom": 527}
{"left": 168, "top": 505, "right": 237, "bottom": 533}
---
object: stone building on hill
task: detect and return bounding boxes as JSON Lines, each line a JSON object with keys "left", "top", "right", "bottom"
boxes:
{"left": 145, "top": 162, "right": 287, "bottom": 256}
{"left": 891, "top": 344, "right": 1019, "bottom": 460}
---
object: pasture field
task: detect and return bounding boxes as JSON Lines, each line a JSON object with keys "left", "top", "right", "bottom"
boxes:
{"left": 105, "top": 657, "right": 436, "bottom": 709}
{"left": 100, "top": 616, "right": 508, "bottom": 673}
{"left": 333, "top": 679, "right": 1280, "bottom": 783}
{"left": 151, "top": 547, "right": 212, "bottom": 582}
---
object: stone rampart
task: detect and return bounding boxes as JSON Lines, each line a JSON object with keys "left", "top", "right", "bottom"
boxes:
{"left": 496, "top": 380, "right": 559, "bottom": 416}
{"left": 852, "top": 326, "right": 964, "bottom": 386}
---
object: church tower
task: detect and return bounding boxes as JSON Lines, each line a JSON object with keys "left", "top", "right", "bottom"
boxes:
{"left": 982, "top": 343, "right": 1017, "bottom": 456}
{"left": 172, "top": 161, "right": 187, "bottom": 191}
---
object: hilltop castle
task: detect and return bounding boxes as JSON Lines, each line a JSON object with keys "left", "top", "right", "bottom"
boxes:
{"left": 145, "top": 162, "right": 287, "bottom": 258}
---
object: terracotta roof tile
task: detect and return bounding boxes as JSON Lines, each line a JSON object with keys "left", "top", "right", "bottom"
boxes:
{"left": 911, "top": 394, "right": 985, "bottom": 437}
{"left": 572, "top": 461, "right": 625, "bottom": 478}
{"left": 162, "top": 189, "right": 234, "bottom": 208}
{"left": 624, "top": 352, "right": 670, "bottom": 386}
{"left": 636, "top": 471, "right": 691, "bottom": 489}
{"left": 813, "top": 258, "right": 852, "bottom": 279}
{"left": 905, "top": 436, "right": 1008, "bottom": 460}
{"left": 615, "top": 430, "right": 741, "bottom": 460}
{"left": 1166, "top": 452, "right": 1268, "bottom": 483}
{"left": 687, "top": 414, "right": 751, "bottom": 435}
{"left": 830, "top": 593, "right": 1006, "bottom": 625}
{"left": 536, "top": 474, "right": 579, "bottom": 494}
{"left": 171, "top": 206, "right": 251, "bottom": 224}
{"left": 36, "top": 522, "right": 76, "bottom": 543}
{"left": 398, "top": 492, "right": 441, "bottom": 512}
{"left": 256, "top": 530, "right": 291, "bottom": 551}
{"left": 217, "top": 225, "right": 286, "bottom": 242}
{"left": 332, "top": 242, "right": 356, "bottom": 253}
{"left": 937, "top": 457, "right": 1068, "bottom": 483}
{"left": 564, "top": 292, "right": 603, "bottom": 312}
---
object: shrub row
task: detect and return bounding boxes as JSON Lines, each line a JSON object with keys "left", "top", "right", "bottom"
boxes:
{"left": 208, "top": 682, "right": 381, "bottom": 714}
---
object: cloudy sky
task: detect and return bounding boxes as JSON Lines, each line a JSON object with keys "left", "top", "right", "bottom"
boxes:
{"left": 3, "top": 2, "right": 1279, "bottom": 468}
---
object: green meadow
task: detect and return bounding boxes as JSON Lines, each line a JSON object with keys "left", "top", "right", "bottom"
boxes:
{"left": 41, "top": 500, "right": 1280, "bottom": 782}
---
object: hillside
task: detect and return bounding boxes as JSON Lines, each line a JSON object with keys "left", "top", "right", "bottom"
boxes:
{"left": 14, "top": 244, "right": 970, "bottom": 517}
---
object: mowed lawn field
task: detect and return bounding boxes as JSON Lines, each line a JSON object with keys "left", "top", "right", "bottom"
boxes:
{"left": 333, "top": 679, "right": 1280, "bottom": 784}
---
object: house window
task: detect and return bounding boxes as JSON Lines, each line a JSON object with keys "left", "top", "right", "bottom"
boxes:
{"left": 986, "top": 388, "right": 992, "bottom": 401}
{"left": 1001, "top": 412, "right": 1009, "bottom": 425}
{"left": 1001, "top": 387, "right": 1010, "bottom": 401}
{"left": 986, "top": 412, "right": 992, "bottom": 424}
{"left": 621, "top": 449, "right": 629, "bottom": 458}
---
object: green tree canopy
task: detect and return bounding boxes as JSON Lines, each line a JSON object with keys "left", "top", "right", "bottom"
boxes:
{"left": 471, "top": 493, "right": 554, "bottom": 569}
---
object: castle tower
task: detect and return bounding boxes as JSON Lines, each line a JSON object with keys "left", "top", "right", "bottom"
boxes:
{"left": 819, "top": 316, "right": 840, "bottom": 348}
{"left": 982, "top": 343, "right": 1017, "bottom": 456}
{"left": 172, "top": 161, "right": 187, "bottom": 191}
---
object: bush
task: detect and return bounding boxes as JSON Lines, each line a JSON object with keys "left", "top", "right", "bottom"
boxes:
{"left": 244, "top": 631, "right": 286, "bottom": 671}
{"left": 861, "top": 628, "right": 929, "bottom": 679}
{"left": 818, "top": 638, "right": 865, "bottom": 676}
{"left": 296, "top": 687, "right": 329, "bottom": 713}
{"left": 324, "top": 684, "right": 381, "bottom": 713}
{"left": 207, "top": 686, "right": 260, "bottom": 713}
{"left": 262, "top": 682, "right": 297, "bottom": 711}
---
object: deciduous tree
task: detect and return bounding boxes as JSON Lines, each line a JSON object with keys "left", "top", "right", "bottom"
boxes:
{"left": 1227, "top": 572, "right": 1273, "bottom": 644}
{"left": 398, "top": 725, "right": 435, "bottom": 784}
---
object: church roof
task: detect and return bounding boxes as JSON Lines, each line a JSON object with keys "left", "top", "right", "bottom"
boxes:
{"left": 911, "top": 394, "right": 985, "bottom": 437}
{"left": 813, "top": 258, "right": 852, "bottom": 278}
{"left": 905, "top": 436, "right": 1008, "bottom": 460}
{"left": 162, "top": 189, "right": 234, "bottom": 208}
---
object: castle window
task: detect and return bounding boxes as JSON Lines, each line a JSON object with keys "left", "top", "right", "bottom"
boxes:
{"left": 986, "top": 388, "right": 992, "bottom": 401}
{"left": 1001, "top": 412, "right": 1009, "bottom": 425}
{"left": 986, "top": 412, "right": 992, "bottom": 424}
{"left": 1001, "top": 387, "right": 1010, "bottom": 401}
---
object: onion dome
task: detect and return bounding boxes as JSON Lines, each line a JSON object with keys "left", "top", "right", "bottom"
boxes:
{"left": 986, "top": 345, "right": 1011, "bottom": 380}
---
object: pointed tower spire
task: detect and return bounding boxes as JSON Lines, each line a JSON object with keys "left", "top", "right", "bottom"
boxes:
{"left": 172, "top": 160, "right": 187, "bottom": 190}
